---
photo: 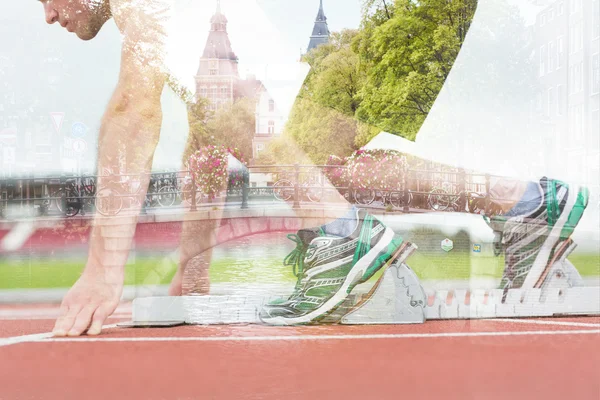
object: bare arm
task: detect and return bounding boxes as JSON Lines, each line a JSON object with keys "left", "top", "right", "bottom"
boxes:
{"left": 53, "top": 0, "right": 169, "bottom": 336}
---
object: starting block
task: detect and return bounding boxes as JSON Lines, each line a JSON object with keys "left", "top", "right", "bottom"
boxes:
{"left": 127, "top": 241, "right": 600, "bottom": 326}
{"left": 129, "top": 243, "right": 427, "bottom": 326}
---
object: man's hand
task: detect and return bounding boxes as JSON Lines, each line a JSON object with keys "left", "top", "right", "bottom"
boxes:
{"left": 51, "top": 0, "right": 167, "bottom": 336}
{"left": 52, "top": 264, "right": 124, "bottom": 337}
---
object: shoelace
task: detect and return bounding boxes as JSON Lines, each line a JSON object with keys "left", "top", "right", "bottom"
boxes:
{"left": 283, "top": 233, "right": 310, "bottom": 291}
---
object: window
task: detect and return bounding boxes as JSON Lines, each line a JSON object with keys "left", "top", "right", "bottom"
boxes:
{"left": 569, "top": 22, "right": 583, "bottom": 53}
{"left": 540, "top": 13, "right": 546, "bottom": 27}
{"left": 568, "top": 104, "right": 584, "bottom": 141}
{"left": 548, "top": 7, "right": 554, "bottom": 21}
{"left": 221, "top": 87, "right": 228, "bottom": 96}
{"left": 268, "top": 120, "right": 275, "bottom": 134}
{"left": 594, "top": 1, "right": 600, "bottom": 38}
{"left": 268, "top": 99, "right": 275, "bottom": 112}
{"left": 557, "top": 36, "right": 564, "bottom": 69}
{"left": 548, "top": 41, "right": 555, "bottom": 71}
{"left": 557, "top": 85, "right": 565, "bottom": 116}
{"left": 256, "top": 143, "right": 264, "bottom": 154}
{"left": 540, "top": 45, "right": 547, "bottom": 76}
{"left": 200, "top": 87, "right": 207, "bottom": 98}
{"left": 592, "top": 54, "right": 600, "bottom": 94}
{"left": 558, "top": 2, "right": 564, "bottom": 15}
{"left": 209, "top": 69, "right": 217, "bottom": 75}
{"left": 569, "top": 63, "right": 583, "bottom": 94}
{"left": 547, "top": 87, "right": 554, "bottom": 116}
{"left": 578, "top": 61, "right": 584, "bottom": 93}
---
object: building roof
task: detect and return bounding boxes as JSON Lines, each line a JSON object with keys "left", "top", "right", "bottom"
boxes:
{"left": 307, "top": 0, "right": 330, "bottom": 52}
{"left": 202, "top": 1, "right": 238, "bottom": 61}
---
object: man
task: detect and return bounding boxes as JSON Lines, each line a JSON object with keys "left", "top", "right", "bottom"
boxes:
{"left": 41, "top": 0, "right": 170, "bottom": 336}
{"left": 41, "top": 0, "right": 588, "bottom": 332}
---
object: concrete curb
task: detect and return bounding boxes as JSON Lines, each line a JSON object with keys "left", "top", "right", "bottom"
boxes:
{"left": 2, "top": 277, "right": 598, "bottom": 304}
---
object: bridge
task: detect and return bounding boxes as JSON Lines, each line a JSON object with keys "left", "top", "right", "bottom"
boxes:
{"left": 0, "top": 204, "right": 352, "bottom": 256}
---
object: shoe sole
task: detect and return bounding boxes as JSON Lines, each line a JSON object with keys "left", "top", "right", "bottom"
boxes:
{"left": 260, "top": 227, "right": 399, "bottom": 326}
{"left": 318, "top": 242, "right": 419, "bottom": 324}
{"left": 522, "top": 185, "right": 588, "bottom": 289}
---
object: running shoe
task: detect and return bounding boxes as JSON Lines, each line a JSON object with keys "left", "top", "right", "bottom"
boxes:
{"left": 487, "top": 177, "right": 589, "bottom": 292}
{"left": 260, "top": 208, "right": 404, "bottom": 325}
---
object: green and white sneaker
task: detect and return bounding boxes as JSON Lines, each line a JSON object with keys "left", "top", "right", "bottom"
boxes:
{"left": 488, "top": 177, "right": 589, "bottom": 292}
{"left": 259, "top": 208, "right": 404, "bottom": 325}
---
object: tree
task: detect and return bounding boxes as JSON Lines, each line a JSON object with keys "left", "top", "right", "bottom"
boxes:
{"left": 285, "top": 98, "right": 358, "bottom": 165}
{"left": 180, "top": 97, "right": 255, "bottom": 167}
{"left": 301, "top": 29, "right": 363, "bottom": 118}
{"left": 181, "top": 96, "right": 211, "bottom": 167}
{"left": 206, "top": 98, "right": 255, "bottom": 161}
{"left": 353, "top": 0, "right": 478, "bottom": 139}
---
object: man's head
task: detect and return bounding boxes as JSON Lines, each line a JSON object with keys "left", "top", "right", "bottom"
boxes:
{"left": 40, "top": 0, "right": 112, "bottom": 41}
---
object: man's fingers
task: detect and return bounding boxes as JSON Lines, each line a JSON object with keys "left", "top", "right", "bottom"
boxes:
{"left": 87, "top": 303, "right": 114, "bottom": 336}
{"left": 52, "top": 304, "right": 82, "bottom": 337}
{"left": 67, "top": 305, "right": 98, "bottom": 337}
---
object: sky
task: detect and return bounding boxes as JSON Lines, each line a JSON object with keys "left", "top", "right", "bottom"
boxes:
{"left": 4, "top": 0, "right": 363, "bottom": 171}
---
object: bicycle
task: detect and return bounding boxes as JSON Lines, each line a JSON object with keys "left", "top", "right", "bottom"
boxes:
{"left": 146, "top": 174, "right": 179, "bottom": 208}
{"left": 95, "top": 173, "right": 149, "bottom": 216}
{"left": 353, "top": 188, "right": 412, "bottom": 209}
{"left": 50, "top": 177, "right": 96, "bottom": 217}
{"left": 272, "top": 178, "right": 322, "bottom": 203}
{"left": 427, "top": 182, "right": 457, "bottom": 211}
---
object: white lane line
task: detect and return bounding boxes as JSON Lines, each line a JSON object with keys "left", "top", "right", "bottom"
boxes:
{"left": 0, "top": 315, "right": 131, "bottom": 321}
{"left": 19, "top": 329, "right": 600, "bottom": 344}
{"left": 0, "top": 332, "right": 54, "bottom": 347}
{"left": 0, "top": 324, "right": 119, "bottom": 348}
{"left": 489, "top": 318, "right": 600, "bottom": 328}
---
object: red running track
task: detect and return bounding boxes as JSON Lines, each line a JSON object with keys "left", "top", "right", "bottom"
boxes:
{"left": 0, "top": 304, "right": 599, "bottom": 400}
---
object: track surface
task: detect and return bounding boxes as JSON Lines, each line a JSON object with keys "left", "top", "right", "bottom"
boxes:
{"left": 0, "top": 304, "right": 599, "bottom": 400}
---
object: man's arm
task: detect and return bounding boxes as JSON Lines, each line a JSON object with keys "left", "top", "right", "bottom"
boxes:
{"left": 52, "top": 0, "right": 168, "bottom": 336}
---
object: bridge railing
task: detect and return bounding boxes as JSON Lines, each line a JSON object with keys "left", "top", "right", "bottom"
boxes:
{"left": 0, "top": 165, "right": 500, "bottom": 220}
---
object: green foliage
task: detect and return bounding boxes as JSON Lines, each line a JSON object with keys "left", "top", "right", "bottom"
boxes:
{"left": 182, "top": 98, "right": 255, "bottom": 166}
{"left": 354, "top": 0, "right": 477, "bottom": 138}
{"left": 181, "top": 97, "right": 211, "bottom": 166}
{"left": 285, "top": 97, "right": 359, "bottom": 165}
{"left": 283, "top": 0, "right": 478, "bottom": 160}
{"left": 206, "top": 98, "right": 255, "bottom": 161}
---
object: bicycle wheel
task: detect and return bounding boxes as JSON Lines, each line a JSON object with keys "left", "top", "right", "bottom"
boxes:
{"left": 305, "top": 183, "right": 323, "bottom": 203}
{"left": 272, "top": 179, "right": 293, "bottom": 202}
{"left": 95, "top": 187, "right": 123, "bottom": 216}
{"left": 428, "top": 188, "right": 451, "bottom": 211}
{"left": 389, "top": 190, "right": 412, "bottom": 209}
{"left": 53, "top": 188, "right": 81, "bottom": 217}
{"left": 353, "top": 188, "right": 375, "bottom": 205}
{"left": 157, "top": 185, "right": 177, "bottom": 207}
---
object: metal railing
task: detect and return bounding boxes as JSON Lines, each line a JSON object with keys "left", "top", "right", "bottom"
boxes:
{"left": 0, "top": 164, "right": 500, "bottom": 220}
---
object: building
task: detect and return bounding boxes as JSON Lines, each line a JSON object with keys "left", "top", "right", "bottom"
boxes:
{"left": 252, "top": 85, "right": 284, "bottom": 159}
{"left": 533, "top": 0, "right": 599, "bottom": 194}
{"left": 307, "top": 0, "right": 331, "bottom": 52}
{"left": 195, "top": 0, "right": 263, "bottom": 111}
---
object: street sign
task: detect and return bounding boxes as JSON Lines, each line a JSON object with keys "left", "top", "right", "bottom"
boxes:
{"left": 72, "top": 138, "right": 87, "bottom": 154}
{"left": 71, "top": 122, "right": 87, "bottom": 138}
{"left": 50, "top": 112, "right": 65, "bottom": 134}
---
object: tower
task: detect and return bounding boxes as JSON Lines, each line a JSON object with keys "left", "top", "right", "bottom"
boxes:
{"left": 195, "top": 0, "right": 240, "bottom": 110}
{"left": 307, "top": 0, "right": 330, "bottom": 52}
